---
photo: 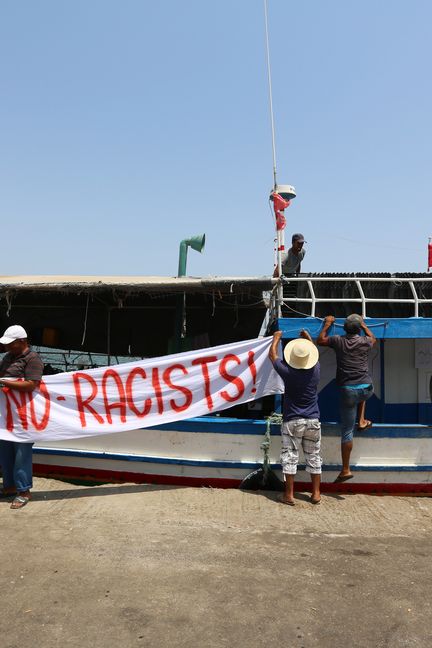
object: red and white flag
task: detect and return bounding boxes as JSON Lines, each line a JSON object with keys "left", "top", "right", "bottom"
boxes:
{"left": 272, "top": 192, "right": 290, "bottom": 231}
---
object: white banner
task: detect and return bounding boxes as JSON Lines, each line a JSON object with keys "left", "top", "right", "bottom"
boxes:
{"left": 0, "top": 337, "right": 282, "bottom": 442}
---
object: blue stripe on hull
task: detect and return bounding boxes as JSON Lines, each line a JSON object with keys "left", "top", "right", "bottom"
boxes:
{"left": 146, "top": 416, "right": 432, "bottom": 437}
{"left": 149, "top": 416, "right": 275, "bottom": 435}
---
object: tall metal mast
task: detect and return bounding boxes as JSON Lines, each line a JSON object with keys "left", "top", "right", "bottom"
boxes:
{"left": 263, "top": 0, "right": 296, "bottom": 310}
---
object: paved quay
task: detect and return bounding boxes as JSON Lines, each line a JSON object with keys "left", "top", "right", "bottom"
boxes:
{"left": 1, "top": 478, "right": 431, "bottom": 648}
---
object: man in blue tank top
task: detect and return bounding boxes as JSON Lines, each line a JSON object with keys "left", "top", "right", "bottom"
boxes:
{"left": 269, "top": 330, "right": 322, "bottom": 505}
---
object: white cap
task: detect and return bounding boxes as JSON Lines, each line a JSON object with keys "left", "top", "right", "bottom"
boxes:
{"left": 0, "top": 325, "right": 28, "bottom": 345}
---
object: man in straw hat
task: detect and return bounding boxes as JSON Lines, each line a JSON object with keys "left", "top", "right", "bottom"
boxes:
{"left": 269, "top": 330, "right": 322, "bottom": 505}
{"left": 317, "top": 314, "right": 376, "bottom": 483}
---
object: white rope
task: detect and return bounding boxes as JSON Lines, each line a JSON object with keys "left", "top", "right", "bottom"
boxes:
{"left": 5, "top": 292, "right": 12, "bottom": 318}
{"left": 280, "top": 300, "right": 388, "bottom": 328}
{"left": 81, "top": 294, "right": 90, "bottom": 346}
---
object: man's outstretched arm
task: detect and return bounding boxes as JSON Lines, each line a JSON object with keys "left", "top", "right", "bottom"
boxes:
{"left": 300, "top": 329, "right": 313, "bottom": 343}
{"left": 269, "top": 331, "right": 282, "bottom": 363}
{"left": 360, "top": 319, "right": 377, "bottom": 346}
{"left": 317, "top": 315, "right": 335, "bottom": 346}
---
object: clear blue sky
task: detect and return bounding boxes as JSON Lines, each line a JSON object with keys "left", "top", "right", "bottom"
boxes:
{"left": 1, "top": 1, "right": 431, "bottom": 276}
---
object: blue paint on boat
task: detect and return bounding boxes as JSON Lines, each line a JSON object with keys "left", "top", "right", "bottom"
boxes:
{"left": 144, "top": 416, "right": 432, "bottom": 438}
{"left": 278, "top": 317, "right": 432, "bottom": 339}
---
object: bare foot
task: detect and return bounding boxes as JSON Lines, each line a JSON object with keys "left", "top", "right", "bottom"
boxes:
{"left": 358, "top": 420, "right": 372, "bottom": 431}
{"left": 279, "top": 494, "right": 295, "bottom": 506}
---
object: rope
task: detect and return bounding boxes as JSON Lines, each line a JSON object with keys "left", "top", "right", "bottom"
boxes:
{"left": 261, "top": 412, "right": 282, "bottom": 478}
{"left": 281, "top": 303, "right": 323, "bottom": 319}
{"left": 5, "top": 292, "right": 12, "bottom": 318}
{"left": 81, "top": 293, "right": 90, "bottom": 346}
{"left": 280, "top": 301, "right": 389, "bottom": 328}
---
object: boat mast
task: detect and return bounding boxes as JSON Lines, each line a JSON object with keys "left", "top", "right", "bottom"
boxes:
{"left": 263, "top": 0, "right": 296, "bottom": 315}
{"left": 263, "top": 0, "right": 278, "bottom": 192}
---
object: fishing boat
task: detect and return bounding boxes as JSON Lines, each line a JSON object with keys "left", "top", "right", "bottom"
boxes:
{"left": 1, "top": 272, "right": 431, "bottom": 494}
{"left": 2, "top": 4, "right": 430, "bottom": 495}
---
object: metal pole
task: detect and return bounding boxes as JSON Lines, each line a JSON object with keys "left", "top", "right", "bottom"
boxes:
{"left": 409, "top": 281, "right": 419, "bottom": 317}
{"left": 276, "top": 229, "right": 283, "bottom": 319}
{"left": 107, "top": 308, "right": 111, "bottom": 366}
{"left": 175, "top": 235, "right": 205, "bottom": 351}
{"left": 277, "top": 229, "right": 284, "bottom": 277}
{"left": 428, "top": 237, "right": 431, "bottom": 273}
{"left": 264, "top": 0, "right": 284, "bottom": 294}
{"left": 356, "top": 280, "right": 367, "bottom": 318}
{"left": 263, "top": 0, "right": 278, "bottom": 189}
{"left": 178, "top": 241, "right": 188, "bottom": 277}
{"left": 175, "top": 242, "right": 188, "bottom": 353}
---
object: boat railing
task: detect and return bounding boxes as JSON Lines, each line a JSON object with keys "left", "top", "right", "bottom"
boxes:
{"left": 270, "top": 276, "right": 432, "bottom": 320}
{"left": 35, "top": 347, "right": 144, "bottom": 374}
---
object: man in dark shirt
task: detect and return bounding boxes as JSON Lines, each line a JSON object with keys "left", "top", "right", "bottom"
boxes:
{"left": 0, "top": 325, "right": 44, "bottom": 509}
{"left": 269, "top": 330, "right": 321, "bottom": 505}
{"left": 317, "top": 314, "right": 376, "bottom": 483}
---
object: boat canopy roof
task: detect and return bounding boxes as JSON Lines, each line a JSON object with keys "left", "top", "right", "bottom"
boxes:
{"left": 0, "top": 275, "right": 274, "bottom": 356}
{"left": 0, "top": 275, "right": 276, "bottom": 293}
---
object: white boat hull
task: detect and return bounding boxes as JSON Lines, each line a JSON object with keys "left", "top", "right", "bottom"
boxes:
{"left": 33, "top": 417, "right": 432, "bottom": 493}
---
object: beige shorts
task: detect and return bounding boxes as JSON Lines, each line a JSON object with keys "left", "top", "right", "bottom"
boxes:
{"left": 280, "top": 418, "right": 322, "bottom": 475}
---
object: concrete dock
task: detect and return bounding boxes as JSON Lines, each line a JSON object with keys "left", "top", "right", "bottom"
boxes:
{"left": 0, "top": 478, "right": 431, "bottom": 647}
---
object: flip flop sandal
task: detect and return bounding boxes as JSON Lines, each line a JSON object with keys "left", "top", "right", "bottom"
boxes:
{"left": 334, "top": 474, "right": 354, "bottom": 483}
{"left": 10, "top": 495, "right": 30, "bottom": 510}
{"left": 310, "top": 497, "right": 321, "bottom": 505}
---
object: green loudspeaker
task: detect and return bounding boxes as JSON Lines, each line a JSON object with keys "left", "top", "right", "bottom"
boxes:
{"left": 188, "top": 233, "right": 206, "bottom": 253}
{"left": 178, "top": 234, "right": 206, "bottom": 276}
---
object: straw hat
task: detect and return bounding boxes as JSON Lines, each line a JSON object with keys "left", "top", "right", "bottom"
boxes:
{"left": 283, "top": 338, "right": 319, "bottom": 370}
